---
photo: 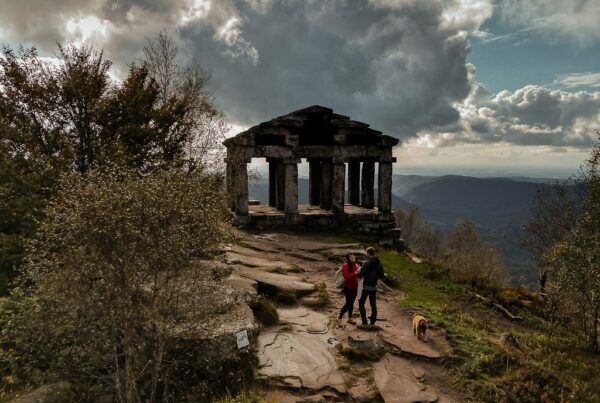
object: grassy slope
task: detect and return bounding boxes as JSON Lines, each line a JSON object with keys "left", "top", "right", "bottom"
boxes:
{"left": 378, "top": 250, "right": 600, "bottom": 402}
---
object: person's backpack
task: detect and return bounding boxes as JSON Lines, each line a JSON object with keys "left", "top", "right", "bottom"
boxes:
{"left": 335, "top": 266, "right": 345, "bottom": 289}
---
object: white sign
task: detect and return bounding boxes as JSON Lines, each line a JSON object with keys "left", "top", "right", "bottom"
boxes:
{"left": 236, "top": 329, "right": 250, "bottom": 349}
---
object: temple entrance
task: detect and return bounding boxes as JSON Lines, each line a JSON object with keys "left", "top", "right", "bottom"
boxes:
{"left": 224, "top": 105, "right": 399, "bottom": 233}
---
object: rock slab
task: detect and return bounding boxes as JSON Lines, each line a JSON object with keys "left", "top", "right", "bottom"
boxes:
{"left": 237, "top": 267, "right": 315, "bottom": 296}
{"left": 374, "top": 354, "right": 438, "bottom": 403}
{"left": 258, "top": 330, "right": 346, "bottom": 393}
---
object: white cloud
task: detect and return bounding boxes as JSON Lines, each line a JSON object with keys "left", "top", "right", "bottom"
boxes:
{"left": 65, "top": 15, "right": 112, "bottom": 46}
{"left": 554, "top": 72, "right": 600, "bottom": 89}
{"left": 413, "top": 65, "right": 600, "bottom": 149}
{"left": 495, "top": 0, "right": 600, "bottom": 47}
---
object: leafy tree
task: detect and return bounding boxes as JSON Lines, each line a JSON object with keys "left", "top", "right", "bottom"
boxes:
{"left": 545, "top": 141, "right": 600, "bottom": 353}
{"left": 2, "top": 168, "right": 239, "bottom": 401}
{"left": 0, "top": 40, "right": 227, "bottom": 293}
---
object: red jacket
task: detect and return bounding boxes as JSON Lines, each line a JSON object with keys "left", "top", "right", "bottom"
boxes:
{"left": 342, "top": 261, "right": 359, "bottom": 289}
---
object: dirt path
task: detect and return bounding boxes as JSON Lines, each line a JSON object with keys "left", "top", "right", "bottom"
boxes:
{"left": 223, "top": 231, "right": 465, "bottom": 402}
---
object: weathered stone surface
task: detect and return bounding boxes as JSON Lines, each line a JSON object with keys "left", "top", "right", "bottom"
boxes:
{"left": 377, "top": 162, "right": 393, "bottom": 213}
{"left": 331, "top": 163, "right": 345, "bottom": 214}
{"left": 226, "top": 274, "right": 258, "bottom": 296}
{"left": 236, "top": 267, "right": 314, "bottom": 296}
{"left": 257, "top": 330, "right": 346, "bottom": 393}
{"left": 374, "top": 354, "right": 438, "bottom": 403}
{"left": 224, "top": 251, "right": 294, "bottom": 271}
{"left": 278, "top": 307, "right": 329, "bottom": 334}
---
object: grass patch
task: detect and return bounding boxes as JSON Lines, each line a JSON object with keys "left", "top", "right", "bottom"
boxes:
{"left": 336, "top": 343, "right": 385, "bottom": 362}
{"left": 377, "top": 249, "right": 600, "bottom": 402}
{"left": 273, "top": 292, "right": 297, "bottom": 305}
{"left": 248, "top": 298, "right": 278, "bottom": 326}
{"left": 302, "top": 283, "right": 329, "bottom": 309}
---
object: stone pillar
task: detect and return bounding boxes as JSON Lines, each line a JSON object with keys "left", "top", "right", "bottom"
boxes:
{"left": 347, "top": 160, "right": 361, "bottom": 205}
{"left": 225, "top": 162, "right": 234, "bottom": 210}
{"left": 276, "top": 160, "right": 285, "bottom": 211}
{"left": 320, "top": 161, "right": 332, "bottom": 210}
{"left": 232, "top": 162, "right": 248, "bottom": 216}
{"left": 308, "top": 159, "right": 321, "bottom": 206}
{"left": 331, "top": 160, "right": 346, "bottom": 214}
{"left": 268, "top": 159, "right": 277, "bottom": 207}
{"left": 377, "top": 161, "right": 393, "bottom": 213}
{"left": 283, "top": 159, "right": 300, "bottom": 215}
{"left": 361, "top": 161, "right": 375, "bottom": 209}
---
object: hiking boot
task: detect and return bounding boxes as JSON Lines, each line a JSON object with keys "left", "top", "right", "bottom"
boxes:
{"left": 347, "top": 319, "right": 356, "bottom": 325}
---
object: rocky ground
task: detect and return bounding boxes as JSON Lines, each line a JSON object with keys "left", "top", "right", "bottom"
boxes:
{"left": 221, "top": 231, "right": 465, "bottom": 403}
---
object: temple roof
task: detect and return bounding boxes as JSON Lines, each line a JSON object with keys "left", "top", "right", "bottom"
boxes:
{"left": 224, "top": 105, "right": 400, "bottom": 148}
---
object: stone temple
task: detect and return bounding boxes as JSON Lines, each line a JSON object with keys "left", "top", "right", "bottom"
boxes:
{"left": 224, "top": 105, "right": 401, "bottom": 238}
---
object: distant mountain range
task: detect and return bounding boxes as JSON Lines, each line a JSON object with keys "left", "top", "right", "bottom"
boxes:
{"left": 249, "top": 174, "right": 561, "bottom": 285}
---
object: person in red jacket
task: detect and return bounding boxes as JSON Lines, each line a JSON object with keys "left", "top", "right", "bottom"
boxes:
{"left": 337, "top": 253, "right": 359, "bottom": 325}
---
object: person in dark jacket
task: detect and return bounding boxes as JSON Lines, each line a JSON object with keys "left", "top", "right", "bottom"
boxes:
{"left": 338, "top": 253, "right": 359, "bottom": 325}
{"left": 357, "top": 247, "right": 385, "bottom": 326}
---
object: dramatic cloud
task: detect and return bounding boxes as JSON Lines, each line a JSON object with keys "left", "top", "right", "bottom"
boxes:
{"left": 416, "top": 65, "right": 600, "bottom": 148}
{"left": 0, "top": 0, "right": 598, "bottom": 154}
{"left": 495, "top": 0, "right": 600, "bottom": 47}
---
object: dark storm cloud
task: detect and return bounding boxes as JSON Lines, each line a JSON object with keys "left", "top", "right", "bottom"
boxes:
{"left": 180, "top": 0, "right": 472, "bottom": 138}
{"left": 0, "top": 0, "right": 598, "bottom": 148}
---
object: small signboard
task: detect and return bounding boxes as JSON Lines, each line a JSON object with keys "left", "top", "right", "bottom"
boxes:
{"left": 236, "top": 329, "right": 250, "bottom": 349}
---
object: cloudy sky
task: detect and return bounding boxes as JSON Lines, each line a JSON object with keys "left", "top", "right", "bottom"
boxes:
{"left": 1, "top": 0, "right": 599, "bottom": 177}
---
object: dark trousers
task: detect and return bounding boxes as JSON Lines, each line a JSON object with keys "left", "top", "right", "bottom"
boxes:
{"left": 338, "top": 287, "right": 358, "bottom": 319}
{"left": 359, "top": 289, "right": 377, "bottom": 325}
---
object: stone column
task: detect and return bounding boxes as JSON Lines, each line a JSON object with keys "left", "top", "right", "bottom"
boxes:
{"left": 320, "top": 161, "right": 332, "bottom": 210}
{"left": 276, "top": 160, "right": 285, "bottom": 211}
{"left": 225, "top": 161, "right": 234, "bottom": 210}
{"left": 331, "top": 159, "right": 346, "bottom": 214}
{"left": 268, "top": 159, "right": 277, "bottom": 207}
{"left": 232, "top": 162, "right": 249, "bottom": 216}
{"left": 308, "top": 159, "right": 321, "bottom": 206}
{"left": 347, "top": 160, "right": 361, "bottom": 205}
{"left": 377, "top": 161, "right": 393, "bottom": 213}
{"left": 361, "top": 161, "right": 375, "bottom": 209}
{"left": 283, "top": 159, "right": 300, "bottom": 215}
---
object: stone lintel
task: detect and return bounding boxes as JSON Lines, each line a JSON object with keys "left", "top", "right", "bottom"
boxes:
{"left": 332, "top": 134, "right": 346, "bottom": 145}
{"left": 247, "top": 145, "right": 392, "bottom": 160}
{"left": 284, "top": 135, "right": 300, "bottom": 147}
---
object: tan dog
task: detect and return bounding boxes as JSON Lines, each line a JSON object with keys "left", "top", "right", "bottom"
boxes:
{"left": 412, "top": 314, "right": 428, "bottom": 342}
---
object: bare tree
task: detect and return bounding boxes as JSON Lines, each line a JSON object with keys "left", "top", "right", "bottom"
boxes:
{"left": 522, "top": 181, "right": 582, "bottom": 296}
{"left": 442, "top": 221, "right": 507, "bottom": 287}
{"left": 143, "top": 31, "right": 229, "bottom": 171}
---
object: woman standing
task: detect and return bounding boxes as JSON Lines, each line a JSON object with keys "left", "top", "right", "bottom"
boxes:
{"left": 337, "top": 253, "right": 359, "bottom": 325}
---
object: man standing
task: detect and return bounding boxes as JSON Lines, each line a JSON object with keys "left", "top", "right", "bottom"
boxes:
{"left": 357, "top": 247, "right": 385, "bottom": 326}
